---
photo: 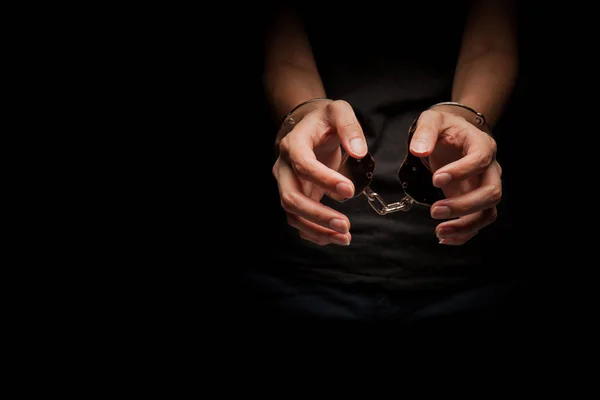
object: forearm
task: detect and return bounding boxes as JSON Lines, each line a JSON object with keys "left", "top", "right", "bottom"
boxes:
{"left": 265, "top": 64, "right": 326, "bottom": 123}
{"left": 452, "top": 50, "right": 518, "bottom": 127}
{"left": 451, "top": 0, "right": 518, "bottom": 126}
{"left": 263, "top": 7, "right": 326, "bottom": 124}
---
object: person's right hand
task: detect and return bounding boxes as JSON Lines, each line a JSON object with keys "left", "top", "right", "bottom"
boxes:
{"left": 272, "top": 99, "right": 369, "bottom": 246}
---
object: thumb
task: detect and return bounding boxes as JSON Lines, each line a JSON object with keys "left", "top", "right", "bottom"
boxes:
{"left": 327, "top": 100, "right": 368, "bottom": 158}
{"left": 409, "top": 110, "right": 442, "bottom": 157}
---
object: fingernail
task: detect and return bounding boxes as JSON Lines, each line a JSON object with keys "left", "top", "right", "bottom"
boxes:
{"left": 431, "top": 206, "right": 451, "bottom": 219}
{"left": 436, "top": 228, "right": 455, "bottom": 239}
{"left": 336, "top": 182, "right": 354, "bottom": 198}
{"left": 349, "top": 138, "right": 367, "bottom": 156}
{"left": 411, "top": 139, "right": 429, "bottom": 153}
{"left": 329, "top": 218, "right": 349, "bottom": 233}
{"left": 433, "top": 172, "right": 452, "bottom": 187}
{"left": 331, "top": 234, "right": 350, "bottom": 246}
{"left": 439, "top": 239, "right": 451, "bottom": 245}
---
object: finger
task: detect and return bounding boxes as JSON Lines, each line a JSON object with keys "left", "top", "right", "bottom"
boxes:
{"left": 276, "top": 161, "right": 351, "bottom": 233}
{"left": 432, "top": 128, "right": 497, "bottom": 188}
{"left": 439, "top": 231, "right": 478, "bottom": 246}
{"left": 287, "top": 212, "right": 345, "bottom": 237}
{"left": 299, "top": 231, "right": 352, "bottom": 246}
{"left": 430, "top": 162, "right": 501, "bottom": 219}
{"left": 435, "top": 208, "right": 498, "bottom": 239}
{"left": 326, "top": 100, "right": 368, "bottom": 158}
{"left": 288, "top": 214, "right": 352, "bottom": 246}
{"left": 280, "top": 133, "right": 355, "bottom": 199}
{"left": 409, "top": 110, "right": 443, "bottom": 157}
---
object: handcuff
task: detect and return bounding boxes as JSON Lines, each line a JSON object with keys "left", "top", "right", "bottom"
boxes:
{"left": 275, "top": 99, "right": 493, "bottom": 215}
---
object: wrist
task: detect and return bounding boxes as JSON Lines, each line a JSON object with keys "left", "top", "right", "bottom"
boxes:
{"left": 274, "top": 98, "right": 333, "bottom": 153}
{"left": 427, "top": 101, "right": 492, "bottom": 136}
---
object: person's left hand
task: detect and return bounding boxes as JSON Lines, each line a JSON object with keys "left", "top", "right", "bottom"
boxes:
{"left": 409, "top": 109, "right": 502, "bottom": 245}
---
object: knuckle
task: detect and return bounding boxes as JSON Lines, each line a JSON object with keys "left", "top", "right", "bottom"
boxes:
{"left": 475, "top": 151, "right": 493, "bottom": 169}
{"left": 489, "top": 136, "right": 498, "bottom": 155}
{"left": 487, "top": 183, "right": 502, "bottom": 204}
{"left": 280, "top": 192, "right": 299, "bottom": 212}
{"left": 340, "top": 119, "right": 358, "bottom": 131}
{"left": 420, "top": 109, "right": 439, "bottom": 121}
{"left": 331, "top": 99, "right": 351, "bottom": 110}
{"left": 325, "top": 101, "right": 339, "bottom": 118}
{"left": 483, "top": 151, "right": 494, "bottom": 166}
{"left": 439, "top": 129, "right": 459, "bottom": 147}
{"left": 421, "top": 109, "right": 444, "bottom": 127}
{"left": 286, "top": 213, "right": 300, "bottom": 228}
{"left": 279, "top": 137, "right": 291, "bottom": 158}
{"left": 343, "top": 125, "right": 362, "bottom": 139}
{"left": 290, "top": 157, "right": 312, "bottom": 178}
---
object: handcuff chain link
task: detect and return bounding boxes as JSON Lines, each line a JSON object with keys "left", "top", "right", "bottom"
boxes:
{"left": 363, "top": 187, "right": 413, "bottom": 215}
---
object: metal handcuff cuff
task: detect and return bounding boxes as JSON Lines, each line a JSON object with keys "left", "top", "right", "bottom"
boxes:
{"left": 275, "top": 99, "right": 493, "bottom": 215}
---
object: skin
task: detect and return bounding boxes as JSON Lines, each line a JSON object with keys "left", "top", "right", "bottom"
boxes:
{"left": 265, "top": 0, "right": 518, "bottom": 246}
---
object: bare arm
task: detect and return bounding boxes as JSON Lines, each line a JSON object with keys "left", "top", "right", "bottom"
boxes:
{"left": 263, "top": 7, "right": 326, "bottom": 124}
{"left": 450, "top": 0, "right": 519, "bottom": 126}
